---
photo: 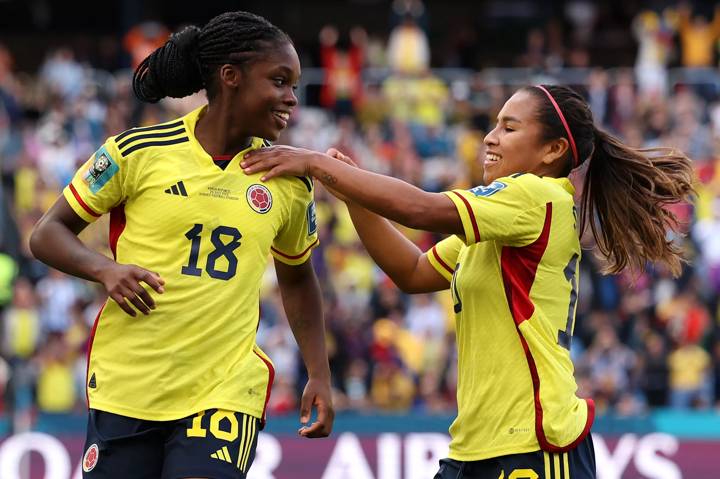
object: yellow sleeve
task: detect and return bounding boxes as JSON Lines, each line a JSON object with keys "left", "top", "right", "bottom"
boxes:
{"left": 426, "top": 235, "right": 464, "bottom": 282}
{"left": 271, "top": 177, "right": 320, "bottom": 265}
{"left": 444, "top": 176, "right": 546, "bottom": 247}
{"left": 62, "top": 139, "right": 127, "bottom": 223}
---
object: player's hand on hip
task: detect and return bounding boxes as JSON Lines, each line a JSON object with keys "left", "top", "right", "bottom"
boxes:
{"left": 241, "top": 145, "right": 318, "bottom": 181}
{"left": 97, "top": 263, "right": 165, "bottom": 317}
{"left": 297, "top": 377, "right": 335, "bottom": 438}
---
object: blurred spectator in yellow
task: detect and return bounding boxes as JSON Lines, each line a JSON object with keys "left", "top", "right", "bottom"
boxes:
{"left": 35, "top": 333, "right": 76, "bottom": 413}
{"left": 370, "top": 360, "right": 416, "bottom": 412}
{"left": 674, "top": 3, "right": 720, "bottom": 67}
{"left": 0, "top": 250, "right": 17, "bottom": 315}
{"left": 387, "top": 15, "right": 429, "bottom": 75}
{"left": 2, "top": 278, "right": 39, "bottom": 361}
{"left": 667, "top": 336, "right": 712, "bottom": 409}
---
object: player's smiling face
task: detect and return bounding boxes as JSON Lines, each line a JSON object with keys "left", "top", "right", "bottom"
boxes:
{"left": 235, "top": 41, "right": 300, "bottom": 141}
{"left": 483, "top": 90, "right": 556, "bottom": 184}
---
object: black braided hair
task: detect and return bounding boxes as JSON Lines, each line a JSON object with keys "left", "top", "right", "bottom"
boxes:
{"left": 133, "top": 11, "right": 291, "bottom": 103}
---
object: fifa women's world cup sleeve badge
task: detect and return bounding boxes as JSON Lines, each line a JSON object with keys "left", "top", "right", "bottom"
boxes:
{"left": 84, "top": 146, "right": 119, "bottom": 194}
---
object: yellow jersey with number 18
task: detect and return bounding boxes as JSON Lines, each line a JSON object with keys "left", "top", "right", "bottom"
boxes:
{"left": 63, "top": 105, "right": 318, "bottom": 422}
{"left": 427, "top": 173, "right": 594, "bottom": 461}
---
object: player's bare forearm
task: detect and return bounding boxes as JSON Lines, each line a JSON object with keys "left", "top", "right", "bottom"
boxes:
{"left": 242, "top": 147, "right": 463, "bottom": 235}
{"left": 311, "top": 154, "right": 462, "bottom": 234}
{"left": 274, "top": 258, "right": 334, "bottom": 438}
{"left": 30, "top": 196, "right": 115, "bottom": 282}
{"left": 273, "top": 258, "right": 330, "bottom": 380}
{"left": 345, "top": 203, "right": 449, "bottom": 293}
{"left": 31, "top": 196, "right": 165, "bottom": 317}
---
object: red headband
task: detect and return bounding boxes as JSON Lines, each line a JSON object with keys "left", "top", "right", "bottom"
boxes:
{"left": 535, "top": 85, "right": 579, "bottom": 168}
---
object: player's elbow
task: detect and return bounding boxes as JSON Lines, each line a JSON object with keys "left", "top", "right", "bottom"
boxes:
{"left": 395, "top": 193, "right": 457, "bottom": 234}
{"left": 28, "top": 220, "right": 46, "bottom": 260}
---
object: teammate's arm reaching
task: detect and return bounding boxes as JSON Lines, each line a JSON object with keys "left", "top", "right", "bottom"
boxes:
{"left": 242, "top": 146, "right": 463, "bottom": 235}
{"left": 323, "top": 149, "right": 449, "bottom": 293}
{"left": 29, "top": 197, "right": 165, "bottom": 317}
{"left": 274, "top": 258, "right": 334, "bottom": 438}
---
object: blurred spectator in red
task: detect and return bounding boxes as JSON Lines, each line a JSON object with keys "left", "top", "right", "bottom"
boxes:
{"left": 123, "top": 20, "right": 170, "bottom": 70}
{"left": 0, "top": 43, "right": 13, "bottom": 85}
{"left": 318, "top": 25, "right": 365, "bottom": 118}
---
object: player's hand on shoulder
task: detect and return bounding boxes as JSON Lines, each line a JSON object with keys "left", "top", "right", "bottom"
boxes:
{"left": 241, "top": 145, "right": 318, "bottom": 181}
{"left": 297, "top": 376, "right": 335, "bottom": 438}
{"left": 97, "top": 263, "right": 165, "bottom": 317}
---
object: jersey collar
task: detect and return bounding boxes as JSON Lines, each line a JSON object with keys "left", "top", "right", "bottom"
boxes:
{"left": 182, "top": 105, "right": 265, "bottom": 168}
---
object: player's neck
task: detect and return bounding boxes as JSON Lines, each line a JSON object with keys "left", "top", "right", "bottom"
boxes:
{"left": 195, "top": 103, "right": 253, "bottom": 158}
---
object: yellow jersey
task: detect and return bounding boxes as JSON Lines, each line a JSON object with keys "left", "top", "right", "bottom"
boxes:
{"left": 427, "top": 173, "right": 594, "bottom": 461}
{"left": 63, "top": 106, "right": 318, "bottom": 422}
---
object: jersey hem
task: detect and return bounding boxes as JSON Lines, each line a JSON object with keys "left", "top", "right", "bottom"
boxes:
{"left": 448, "top": 443, "right": 541, "bottom": 462}
{"left": 87, "top": 400, "right": 263, "bottom": 422}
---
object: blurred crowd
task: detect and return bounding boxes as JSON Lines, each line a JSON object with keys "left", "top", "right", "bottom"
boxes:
{"left": 1, "top": 0, "right": 720, "bottom": 429}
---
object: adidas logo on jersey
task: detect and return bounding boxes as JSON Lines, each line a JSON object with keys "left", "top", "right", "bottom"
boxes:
{"left": 210, "top": 446, "right": 232, "bottom": 463}
{"left": 165, "top": 181, "right": 188, "bottom": 197}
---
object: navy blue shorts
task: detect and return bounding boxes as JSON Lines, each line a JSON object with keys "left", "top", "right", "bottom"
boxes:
{"left": 81, "top": 408, "right": 260, "bottom": 479}
{"left": 433, "top": 434, "right": 596, "bottom": 479}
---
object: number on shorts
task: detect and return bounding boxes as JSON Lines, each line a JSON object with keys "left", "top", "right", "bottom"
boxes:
{"left": 186, "top": 410, "right": 239, "bottom": 442}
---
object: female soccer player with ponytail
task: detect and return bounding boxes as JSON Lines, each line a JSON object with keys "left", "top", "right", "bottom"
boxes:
{"left": 31, "top": 11, "right": 333, "bottom": 479}
{"left": 242, "top": 84, "right": 694, "bottom": 478}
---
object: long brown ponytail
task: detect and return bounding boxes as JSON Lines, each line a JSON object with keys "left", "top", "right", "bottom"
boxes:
{"left": 524, "top": 85, "right": 694, "bottom": 276}
{"left": 581, "top": 128, "right": 693, "bottom": 275}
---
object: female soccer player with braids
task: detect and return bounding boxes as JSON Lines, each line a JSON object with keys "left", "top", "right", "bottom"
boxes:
{"left": 242, "top": 84, "right": 694, "bottom": 478}
{"left": 30, "top": 11, "right": 333, "bottom": 479}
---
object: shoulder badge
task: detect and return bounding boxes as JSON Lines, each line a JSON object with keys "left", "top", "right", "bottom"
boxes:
{"left": 307, "top": 201, "right": 317, "bottom": 235}
{"left": 469, "top": 181, "right": 507, "bottom": 197}
{"left": 84, "top": 146, "right": 119, "bottom": 193}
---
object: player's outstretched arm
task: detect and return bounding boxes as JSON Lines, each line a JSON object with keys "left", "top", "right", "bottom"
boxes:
{"left": 274, "top": 258, "right": 334, "bottom": 438}
{"left": 29, "top": 196, "right": 165, "bottom": 317}
{"left": 344, "top": 203, "right": 450, "bottom": 294}
{"left": 242, "top": 146, "right": 463, "bottom": 235}
{"left": 322, "top": 149, "right": 449, "bottom": 294}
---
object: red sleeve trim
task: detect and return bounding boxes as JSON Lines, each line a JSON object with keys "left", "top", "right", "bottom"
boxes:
{"left": 450, "top": 191, "right": 480, "bottom": 242}
{"left": 271, "top": 238, "right": 319, "bottom": 260}
{"left": 69, "top": 183, "right": 101, "bottom": 218}
{"left": 432, "top": 246, "right": 454, "bottom": 275}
